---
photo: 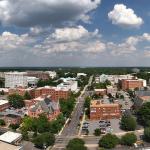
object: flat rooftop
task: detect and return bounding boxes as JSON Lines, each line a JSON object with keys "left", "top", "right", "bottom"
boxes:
{"left": 0, "top": 141, "right": 22, "bottom": 150}
{"left": 0, "top": 131, "right": 22, "bottom": 144}
{"left": 0, "top": 100, "right": 9, "bottom": 105}
{"left": 91, "top": 99, "right": 119, "bottom": 107}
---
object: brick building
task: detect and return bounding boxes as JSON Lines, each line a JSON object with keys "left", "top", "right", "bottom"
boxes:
{"left": 9, "top": 86, "right": 70, "bottom": 101}
{"left": 9, "top": 87, "right": 35, "bottom": 98}
{"left": 0, "top": 100, "right": 10, "bottom": 112}
{"left": 94, "top": 89, "right": 106, "bottom": 96}
{"left": 27, "top": 71, "right": 49, "bottom": 80}
{"left": 28, "top": 96, "right": 60, "bottom": 121}
{"left": 34, "top": 86, "right": 70, "bottom": 100}
{"left": 121, "top": 79, "right": 146, "bottom": 90}
{"left": 4, "top": 114, "right": 22, "bottom": 125}
{"left": 90, "top": 99, "right": 121, "bottom": 120}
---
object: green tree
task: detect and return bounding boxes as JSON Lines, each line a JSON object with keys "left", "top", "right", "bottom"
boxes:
{"left": 24, "top": 91, "right": 32, "bottom": 100}
{"left": 120, "top": 115, "right": 137, "bottom": 131}
{"left": 0, "top": 119, "right": 5, "bottom": 126}
{"left": 59, "top": 97, "right": 75, "bottom": 118}
{"left": 84, "top": 96, "right": 91, "bottom": 108}
{"left": 66, "top": 138, "right": 87, "bottom": 150}
{"left": 21, "top": 128, "right": 29, "bottom": 140}
{"left": 9, "top": 124, "right": 19, "bottom": 131}
{"left": 137, "top": 102, "right": 150, "bottom": 127}
{"left": 32, "top": 132, "right": 55, "bottom": 149}
{"left": 94, "top": 128, "right": 101, "bottom": 136}
{"left": 120, "top": 95, "right": 124, "bottom": 99}
{"left": 99, "top": 134, "right": 119, "bottom": 149}
{"left": 8, "top": 94, "right": 25, "bottom": 109}
{"left": 121, "top": 133, "right": 137, "bottom": 146}
{"left": 144, "top": 127, "right": 150, "bottom": 142}
{"left": 21, "top": 116, "right": 37, "bottom": 132}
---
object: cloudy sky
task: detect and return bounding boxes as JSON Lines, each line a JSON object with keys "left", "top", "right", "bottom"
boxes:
{"left": 0, "top": 0, "right": 150, "bottom": 67}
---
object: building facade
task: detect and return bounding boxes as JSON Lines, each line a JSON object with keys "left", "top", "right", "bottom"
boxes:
{"left": 0, "top": 100, "right": 10, "bottom": 112}
{"left": 90, "top": 100, "right": 121, "bottom": 120}
{"left": 27, "top": 71, "right": 49, "bottom": 80}
{"left": 121, "top": 79, "right": 146, "bottom": 90}
{"left": 5, "top": 72, "right": 28, "bottom": 88}
{"left": 28, "top": 96, "right": 60, "bottom": 121}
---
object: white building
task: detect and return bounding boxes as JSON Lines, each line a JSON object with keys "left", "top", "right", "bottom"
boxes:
{"left": 57, "top": 81, "right": 78, "bottom": 92}
{"left": 27, "top": 76, "right": 39, "bottom": 87}
{"left": 139, "top": 79, "right": 147, "bottom": 87}
{"left": 5, "top": 72, "right": 28, "bottom": 88}
{"left": 99, "top": 74, "right": 134, "bottom": 84}
{"left": 99, "top": 74, "right": 108, "bottom": 83}
{"left": 0, "top": 131, "right": 22, "bottom": 145}
{"left": 77, "top": 73, "right": 87, "bottom": 77}
{"left": 46, "top": 71, "right": 57, "bottom": 79}
{"left": 60, "top": 77, "right": 76, "bottom": 82}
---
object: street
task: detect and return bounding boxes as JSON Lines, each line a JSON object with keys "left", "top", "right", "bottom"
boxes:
{"left": 52, "top": 76, "right": 93, "bottom": 150}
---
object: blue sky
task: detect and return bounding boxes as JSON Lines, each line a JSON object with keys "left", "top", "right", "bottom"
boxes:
{"left": 0, "top": 0, "right": 150, "bottom": 67}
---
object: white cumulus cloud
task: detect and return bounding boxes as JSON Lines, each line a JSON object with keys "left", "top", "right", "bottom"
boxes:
{"left": 108, "top": 4, "right": 143, "bottom": 28}
{"left": 0, "top": 0, "right": 101, "bottom": 27}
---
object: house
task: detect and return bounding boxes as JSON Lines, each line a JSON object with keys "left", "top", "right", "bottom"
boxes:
{"left": 28, "top": 97, "right": 60, "bottom": 121}
{"left": 90, "top": 99, "right": 121, "bottom": 120}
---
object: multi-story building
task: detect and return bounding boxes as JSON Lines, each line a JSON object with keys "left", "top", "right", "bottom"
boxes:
{"left": 28, "top": 96, "right": 60, "bottom": 121}
{"left": 99, "top": 74, "right": 134, "bottom": 84}
{"left": 5, "top": 72, "right": 28, "bottom": 88}
{"left": 8, "top": 87, "right": 35, "bottom": 98}
{"left": 0, "top": 100, "right": 10, "bottom": 112}
{"left": 90, "top": 99, "right": 121, "bottom": 120}
{"left": 34, "top": 86, "right": 70, "bottom": 101}
{"left": 94, "top": 89, "right": 107, "bottom": 96}
{"left": 27, "top": 71, "right": 49, "bottom": 80}
{"left": 27, "top": 76, "right": 39, "bottom": 87}
{"left": 9, "top": 86, "right": 70, "bottom": 101}
{"left": 121, "top": 79, "right": 146, "bottom": 90}
{"left": 46, "top": 71, "right": 57, "bottom": 79}
{"left": 3, "top": 114, "right": 22, "bottom": 125}
{"left": 133, "top": 90, "right": 150, "bottom": 109}
{"left": 77, "top": 73, "right": 87, "bottom": 77}
{"left": 57, "top": 81, "right": 78, "bottom": 92}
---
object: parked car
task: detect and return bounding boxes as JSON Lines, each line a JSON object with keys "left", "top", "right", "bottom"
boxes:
{"left": 100, "top": 128, "right": 106, "bottom": 134}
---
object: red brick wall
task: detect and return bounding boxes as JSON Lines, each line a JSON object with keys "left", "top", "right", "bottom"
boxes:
{"left": 0, "top": 103, "right": 10, "bottom": 112}
{"left": 122, "top": 80, "right": 143, "bottom": 90}
{"left": 90, "top": 105, "right": 121, "bottom": 120}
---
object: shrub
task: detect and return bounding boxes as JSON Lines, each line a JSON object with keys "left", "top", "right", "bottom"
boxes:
{"left": 99, "top": 133, "right": 119, "bottom": 149}
{"left": 120, "top": 115, "right": 137, "bottom": 131}
{"left": 144, "top": 127, "right": 150, "bottom": 142}
{"left": 94, "top": 128, "right": 101, "bottom": 136}
{"left": 121, "top": 133, "right": 137, "bottom": 146}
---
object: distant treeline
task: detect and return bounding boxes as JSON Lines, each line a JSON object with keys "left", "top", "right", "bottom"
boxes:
{"left": 1, "top": 67, "right": 150, "bottom": 75}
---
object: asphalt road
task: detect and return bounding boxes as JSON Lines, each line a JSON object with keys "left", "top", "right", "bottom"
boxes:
{"left": 61, "top": 76, "right": 93, "bottom": 136}
{"left": 52, "top": 76, "right": 93, "bottom": 150}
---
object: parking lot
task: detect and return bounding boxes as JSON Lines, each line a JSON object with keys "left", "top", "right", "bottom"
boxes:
{"left": 81, "top": 119, "right": 123, "bottom": 135}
